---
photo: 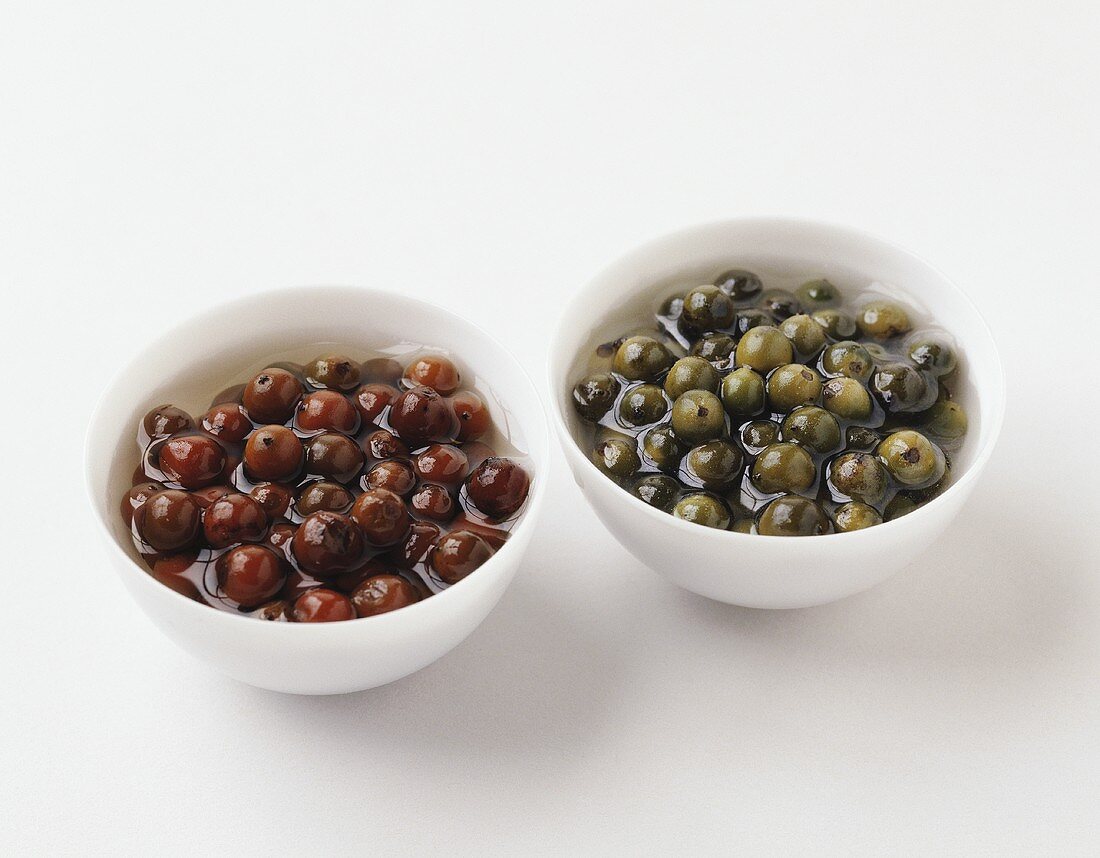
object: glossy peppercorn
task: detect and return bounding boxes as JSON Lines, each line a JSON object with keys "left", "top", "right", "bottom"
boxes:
{"left": 305, "top": 355, "right": 361, "bottom": 391}
{"left": 157, "top": 434, "right": 227, "bottom": 489}
{"left": 431, "top": 530, "right": 494, "bottom": 584}
{"left": 466, "top": 457, "right": 531, "bottom": 519}
{"left": 203, "top": 493, "right": 268, "bottom": 548}
{"left": 291, "top": 511, "right": 364, "bottom": 576}
{"left": 304, "top": 432, "right": 365, "bottom": 483}
{"left": 351, "top": 488, "right": 411, "bottom": 546}
{"left": 244, "top": 425, "right": 304, "bottom": 482}
{"left": 242, "top": 368, "right": 304, "bottom": 424}
{"left": 352, "top": 574, "right": 422, "bottom": 617}
{"left": 296, "top": 390, "right": 360, "bottom": 434}
{"left": 135, "top": 490, "right": 201, "bottom": 551}
{"left": 353, "top": 383, "right": 399, "bottom": 424}
{"left": 292, "top": 588, "right": 357, "bottom": 622}
{"left": 389, "top": 385, "right": 457, "bottom": 444}
{"left": 404, "top": 355, "right": 461, "bottom": 395}
{"left": 142, "top": 404, "right": 193, "bottom": 439}
{"left": 414, "top": 444, "right": 469, "bottom": 485}
{"left": 219, "top": 544, "right": 286, "bottom": 606}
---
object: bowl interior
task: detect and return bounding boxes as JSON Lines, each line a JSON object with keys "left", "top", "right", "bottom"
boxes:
{"left": 550, "top": 218, "right": 1003, "bottom": 510}
{"left": 88, "top": 285, "right": 548, "bottom": 594}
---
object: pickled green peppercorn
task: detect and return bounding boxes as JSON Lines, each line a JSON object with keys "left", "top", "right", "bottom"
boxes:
{"left": 877, "top": 430, "right": 945, "bottom": 487}
{"left": 821, "top": 341, "right": 874, "bottom": 382}
{"left": 750, "top": 442, "right": 816, "bottom": 494}
{"left": 734, "top": 309, "right": 771, "bottom": 335}
{"left": 905, "top": 457, "right": 952, "bottom": 505}
{"left": 845, "top": 425, "right": 880, "bottom": 450}
{"left": 735, "top": 326, "right": 794, "bottom": 373}
{"left": 593, "top": 437, "right": 641, "bottom": 479}
{"left": 664, "top": 356, "right": 720, "bottom": 398}
{"left": 821, "top": 377, "right": 874, "bottom": 421}
{"left": 617, "top": 383, "right": 669, "bottom": 427}
{"left": 714, "top": 269, "right": 762, "bottom": 302}
{"left": 659, "top": 294, "right": 684, "bottom": 319}
{"left": 759, "top": 289, "right": 801, "bottom": 320}
{"left": 811, "top": 308, "right": 857, "bottom": 339}
{"left": 796, "top": 279, "right": 839, "bottom": 308}
{"left": 691, "top": 333, "right": 736, "bottom": 365}
{"left": 781, "top": 406, "right": 841, "bottom": 454}
{"left": 720, "top": 366, "right": 765, "bottom": 416}
{"left": 686, "top": 440, "right": 744, "bottom": 490}
{"left": 908, "top": 334, "right": 958, "bottom": 376}
{"left": 613, "top": 335, "right": 675, "bottom": 381}
{"left": 671, "top": 390, "right": 726, "bottom": 443}
{"left": 681, "top": 285, "right": 736, "bottom": 334}
{"left": 632, "top": 474, "right": 680, "bottom": 511}
{"left": 920, "top": 399, "right": 968, "bottom": 442}
{"left": 872, "top": 363, "right": 929, "bottom": 413}
{"left": 757, "top": 495, "right": 831, "bottom": 536}
{"left": 642, "top": 425, "right": 686, "bottom": 472}
{"left": 766, "top": 364, "right": 822, "bottom": 413}
{"left": 673, "top": 493, "right": 732, "bottom": 529}
{"left": 834, "top": 502, "right": 883, "bottom": 532}
{"left": 572, "top": 373, "right": 621, "bottom": 421}
{"left": 884, "top": 494, "right": 917, "bottom": 521}
{"left": 857, "top": 301, "right": 912, "bottom": 339}
{"left": 828, "top": 452, "right": 888, "bottom": 505}
{"left": 741, "top": 420, "right": 780, "bottom": 450}
{"left": 779, "top": 314, "right": 827, "bottom": 358}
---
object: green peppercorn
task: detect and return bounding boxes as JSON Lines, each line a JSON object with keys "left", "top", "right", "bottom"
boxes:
{"left": 664, "top": 356, "right": 721, "bottom": 398}
{"left": 720, "top": 366, "right": 765, "bottom": 416}
{"left": 671, "top": 390, "right": 726, "bottom": 443}
{"left": 766, "top": 364, "right": 822, "bottom": 413}
{"left": 613, "top": 335, "right": 675, "bottom": 381}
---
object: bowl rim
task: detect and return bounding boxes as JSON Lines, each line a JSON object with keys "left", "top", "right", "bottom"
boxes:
{"left": 547, "top": 215, "right": 1006, "bottom": 543}
{"left": 84, "top": 284, "right": 550, "bottom": 632}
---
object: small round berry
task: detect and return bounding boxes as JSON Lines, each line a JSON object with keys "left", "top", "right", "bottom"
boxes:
{"left": 142, "top": 405, "right": 193, "bottom": 439}
{"left": 242, "top": 368, "right": 304, "bottom": 424}
{"left": 201, "top": 403, "right": 252, "bottom": 442}
{"left": 243, "top": 425, "right": 304, "bottom": 482}
{"left": 305, "top": 355, "right": 361, "bottom": 390}
{"left": 350, "top": 488, "right": 411, "bottom": 547}
{"left": 404, "top": 355, "right": 461, "bottom": 395}
{"left": 135, "top": 490, "right": 201, "bottom": 551}
{"left": 353, "top": 383, "right": 399, "bottom": 424}
{"left": 410, "top": 483, "right": 457, "bottom": 522}
{"left": 414, "top": 444, "right": 469, "bottom": 485}
{"left": 291, "top": 588, "right": 356, "bottom": 622}
{"left": 157, "top": 435, "right": 227, "bottom": 489}
{"left": 121, "top": 480, "right": 165, "bottom": 526}
{"left": 351, "top": 574, "right": 423, "bottom": 617}
{"left": 303, "top": 432, "right": 365, "bottom": 483}
{"left": 249, "top": 483, "right": 293, "bottom": 518}
{"left": 295, "top": 481, "right": 354, "bottom": 516}
{"left": 451, "top": 390, "right": 492, "bottom": 441}
{"left": 363, "top": 460, "right": 417, "bottom": 497}
{"left": 465, "top": 457, "right": 530, "bottom": 519}
{"left": 388, "top": 385, "right": 457, "bottom": 445}
{"left": 219, "top": 545, "right": 286, "bottom": 606}
{"left": 430, "top": 530, "right": 494, "bottom": 584}
{"left": 296, "top": 390, "right": 360, "bottom": 434}
{"left": 203, "top": 493, "right": 268, "bottom": 548}
{"left": 290, "top": 511, "right": 364, "bottom": 576}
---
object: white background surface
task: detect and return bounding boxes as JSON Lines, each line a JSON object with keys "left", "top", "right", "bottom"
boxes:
{"left": 2, "top": 2, "right": 1098, "bottom": 855}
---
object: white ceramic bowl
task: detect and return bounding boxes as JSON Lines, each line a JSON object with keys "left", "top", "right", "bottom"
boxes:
{"left": 549, "top": 218, "right": 1004, "bottom": 609}
{"left": 86, "top": 286, "right": 548, "bottom": 694}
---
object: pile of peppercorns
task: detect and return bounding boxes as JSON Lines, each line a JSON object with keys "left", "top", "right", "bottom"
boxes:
{"left": 123, "top": 352, "right": 531, "bottom": 622}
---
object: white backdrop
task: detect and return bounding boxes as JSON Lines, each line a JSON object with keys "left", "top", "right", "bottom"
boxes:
{"left": 2, "top": 2, "right": 1098, "bottom": 855}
